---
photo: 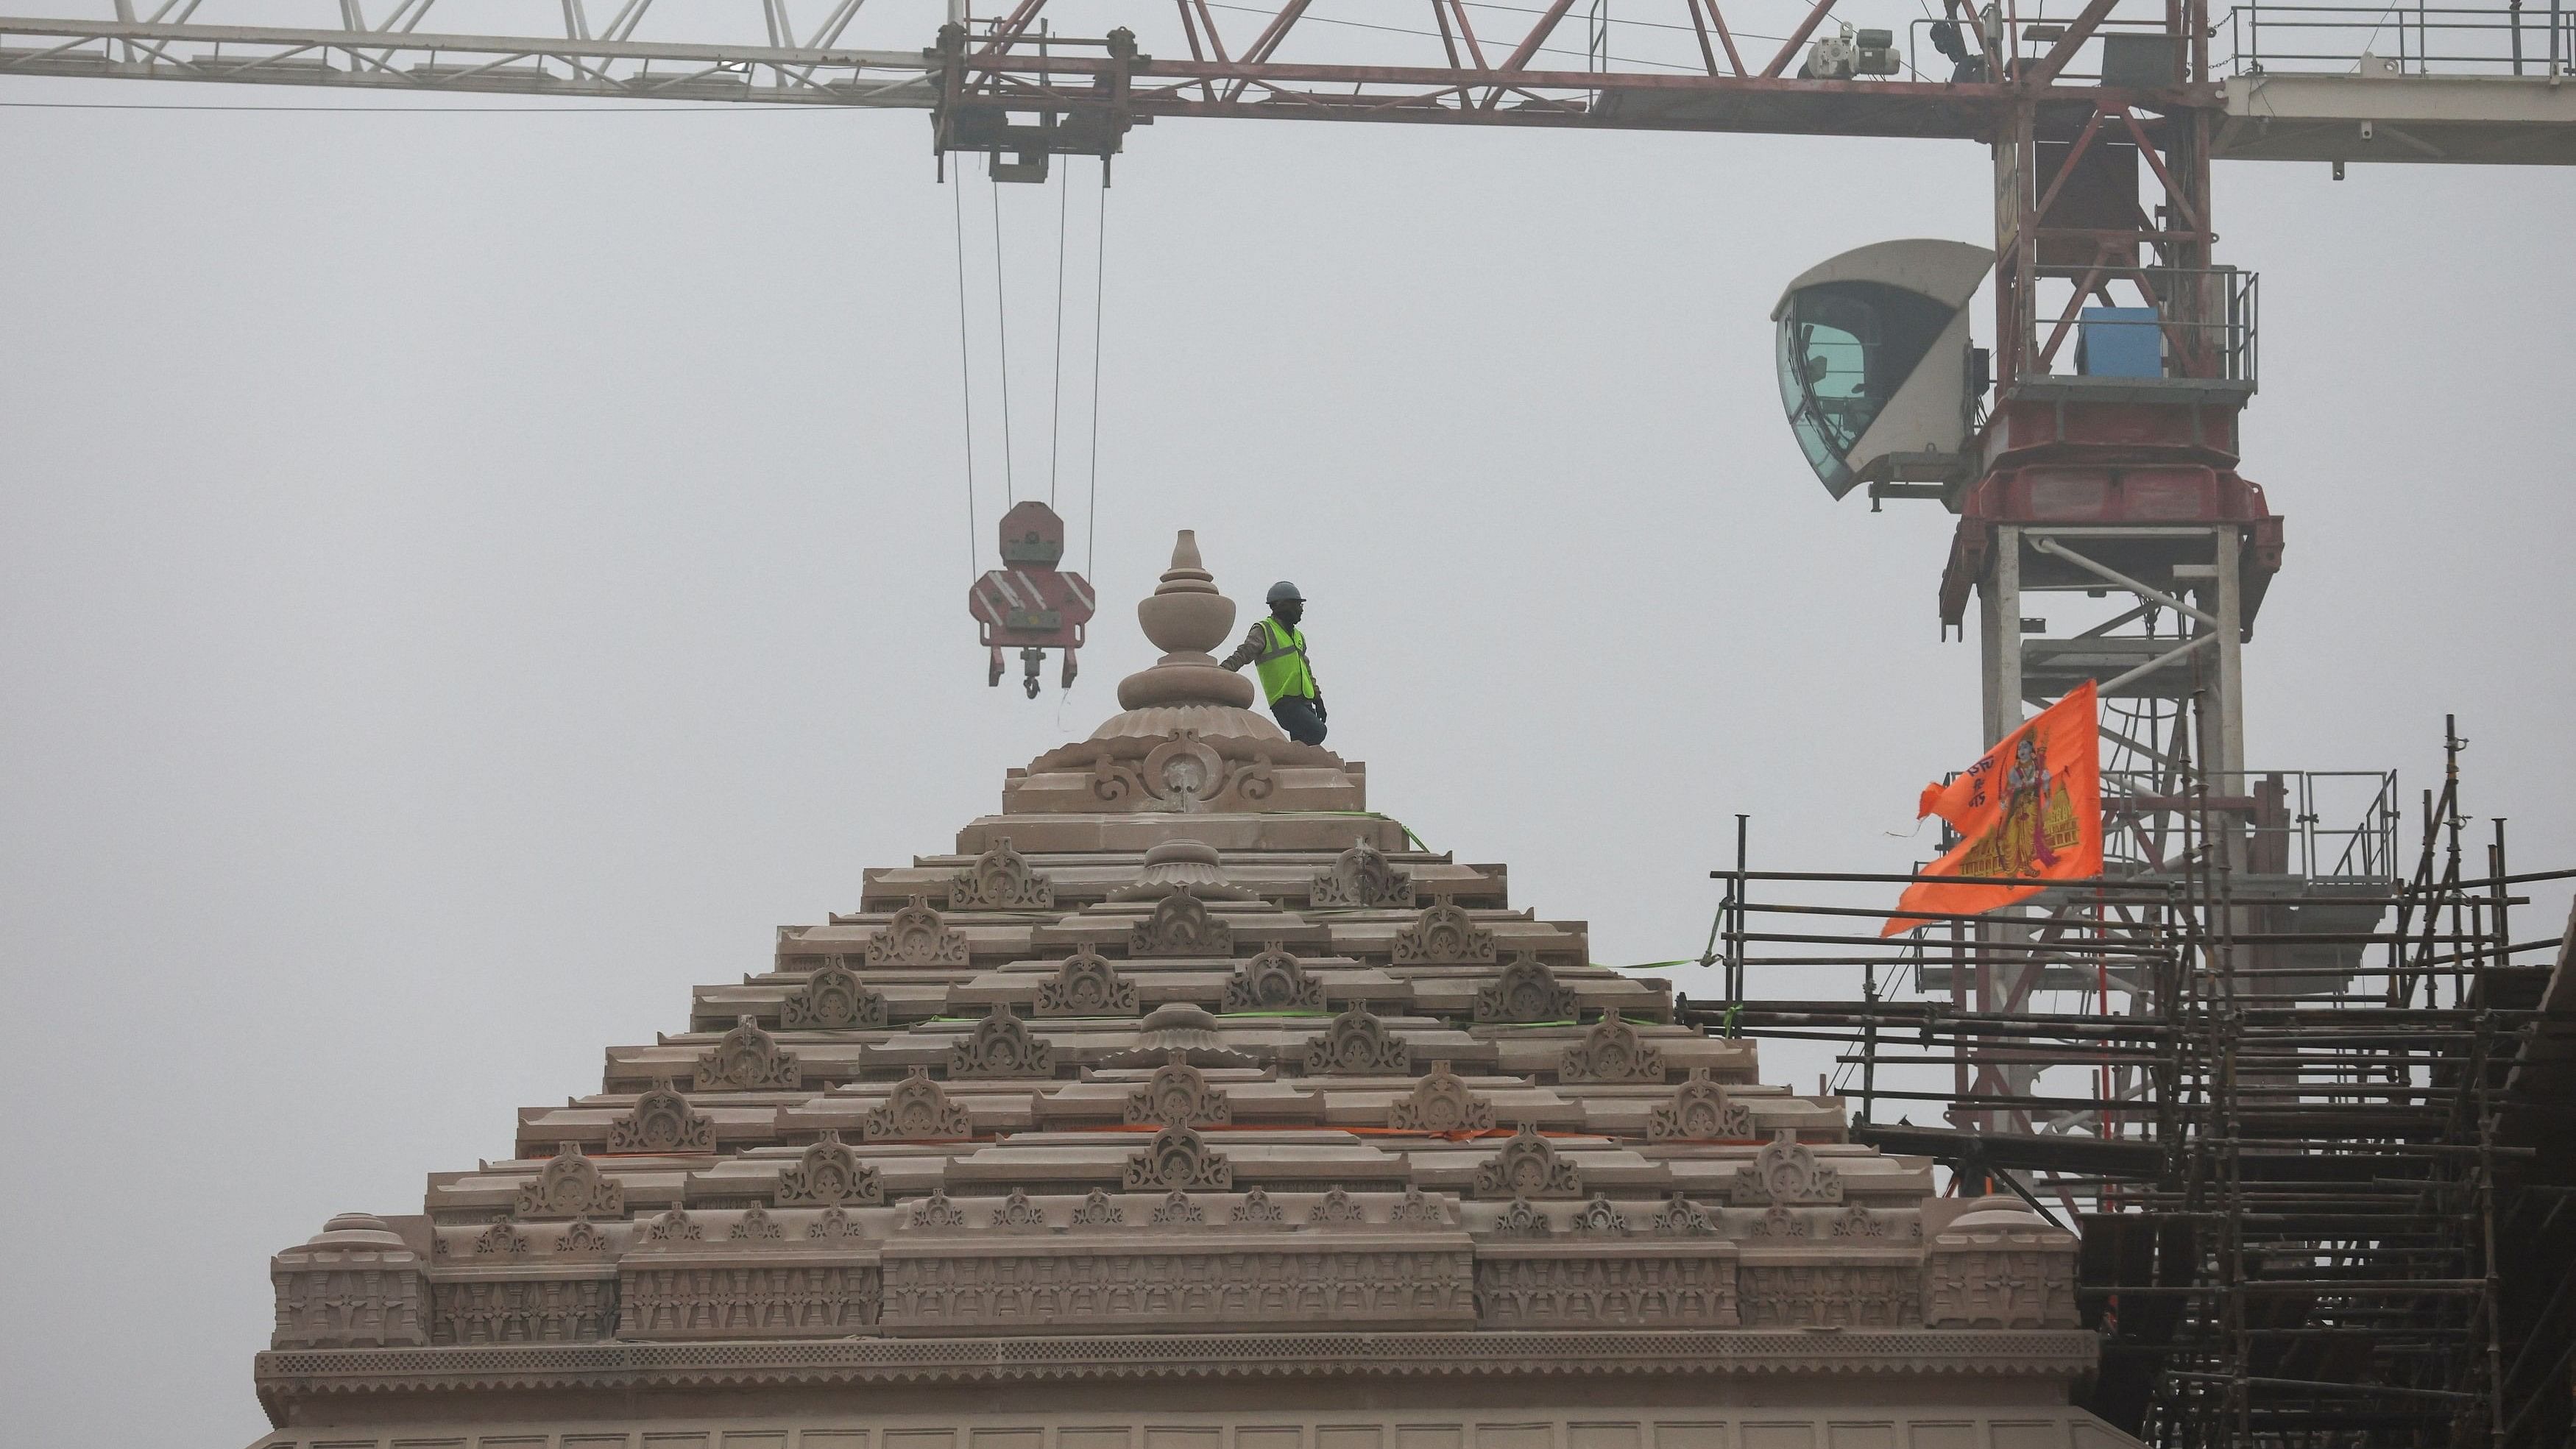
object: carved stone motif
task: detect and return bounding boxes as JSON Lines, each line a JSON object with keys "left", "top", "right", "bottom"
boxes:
{"left": 1088, "top": 731, "right": 1277, "bottom": 814}
{"left": 1475, "top": 1252, "right": 1741, "bottom": 1328}
{"left": 619, "top": 1262, "right": 880, "bottom": 1339}
{"left": 1391, "top": 1187, "right": 1447, "bottom": 1226}
{"left": 1652, "top": 1195, "right": 1719, "bottom": 1238}
{"left": 865, "top": 897, "right": 971, "bottom": 967}
{"left": 775, "top": 1130, "right": 884, "bottom": 1207}
{"left": 949, "top": 837, "right": 1054, "bottom": 910}
{"left": 1124, "top": 1124, "right": 1234, "bottom": 1191}
{"left": 1730, "top": 1130, "right": 1844, "bottom": 1205}
{"left": 782, "top": 960, "right": 889, "bottom": 1031}
{"left": 1751, "top": 1205, "right": 1811, "bottom": 1239}
{"left": 694, "top": 1016, "right": 802, "bottom": 1092}
{"left": 1737, "top": 1265, "right": 1921, "bottom": 1328}
{"left": 1036, "top": 949, "right": 1140, "bottom": 1016}
{"left": 731, "top": 1206, "right": 785, "bottom": 1241}
{"left": 1571, "top": 1196, "right": 1631, "bottom": 1236}
{"left": 434, "top": 1277, "right": 618, "bottom": 1345}
{"left": 1124, "top": 1053, "right": 1232, "bottom": 1127}
{"left": 1474, "top": 954, "right": 1578, "bottom": 1024}
{"left": 270, "top": 1214, "right": 428, "bottom": 1350}
{"left": 1647, "top": 1067, "right": 1752, "bottom": 1141}
{"left": 1387, "top": 1060, "right": 1496, "bottom": 1133}
{"left": 864, "top": 1067, "right": 974, "bottom": 1141}
{"left": 1557, "top": 1007, "right": 1665, "bottom": 1083}
{"left": 1306, "top": 1187, "right": 1365, "bottom": 1226}
{"left": 1150, "top": 1191, "right": 1207, "bottom": 1227}
{"left": 991, "top": 1190, "right": 1049, "bottom": 1231}
{"left": 1301, "top": 1004, "right": 1410, "bottom": 1075}
{"left": 514, "top": 1141, "right": 625, "bottom": 1220}
{"left": 1221, "top": 942, "right": 1326, "bottom": 1013}
{"left": 643, "top": 1208, "right": 704, "bottom": 1243}
{"left": 1129, "top": 888, "right": 1234, "bottom": 957}
{"left": 1230, "top": 1188, "right": 1286, "bottom": 1226}
{"left": 1391, "top": 901, "right": 1496, "bottom": 965}
{"left": 1473, "top": 1124, "right": 1582, "bottom": 1200}
{"left": 910, "top": 1194, "right": 967, "bottom": 1231}
{"left": 874, "top": 1244, "right": 1479, "bottom": 1331}
{"left": 1832, "top": 1204, "right": 1890, "bottom": 1238}
{"left": 609, "top": 1079, "right": 717, "bottom": 1155}
{"left": 1071, "top": 1189, "right": 1125, "bottom": 1227}
{"left": 1491, "top": 1198, "right": 1555, "bottom": 1238}
{"left": 807, "top": 1207, "right": 860, "bottom": 1240}
{"left": 1922, "top": 1201, "right": 2081, "bottom": 1328}
{"left": 948, "top": 1002, "right": 1055, "bottom": 1079}
{"left": 1309, "top": 842, "right": 1414, "bottom": 909}
{"left": 553, "top": 1218, "right": 611, "bottom": 1256}
{"left": 472, "top": 1222, "right": 530, "bottom": 1259}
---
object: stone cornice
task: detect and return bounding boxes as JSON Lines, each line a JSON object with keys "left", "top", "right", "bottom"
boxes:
{"left": 256, "top": 1328, "right": 2098, "bottom": 1423}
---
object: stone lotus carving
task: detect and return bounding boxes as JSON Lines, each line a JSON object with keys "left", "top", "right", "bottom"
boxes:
{"left": 609, "top": 1078, "right": 717, "bottom": 1155}
{"left": 1730, "top": 1130, "right": 1844, "bottom": 1205}
{"left": 1301, "top": 1003, "right": 1411, "bottom": 1075}
{"left": 1652, "top": 1195, "right": 1719, "bottom": 1238}
{"left": 991, "top": 1190, "right": 1049, "bottom": 1231}
{"left": 1473, "top": 1124, "right": 1582, "bottom": 1199}
{"left": 642, "top": 1208, "right": 704, "bottom": 1243}
{"left": 775, "top": 1130, "right": 883, "bottom": 1207}
{"left": 866, "top": 896, "right": 971, "bottom": 967}
{"left": 1473, "top": 953, "right": 1578, "bottom": 1025}
{"left": 949, "top": 837, "right": 1053, "bottom": 910}
{"left": 1386, "top": 1060, "right": 1496, "bottom": 1133}
{"left": 1125, "top": 1053, "right": 1232, "bottom": 1127}
{"left": 731, "top": 1205, "right": 785, "bottom": 1241}
{"left": 1557, "top": 1007, "right": 1665, "bottom": 1083}
{"left": 1221, "top": 941, "right": 1325, "bottom": 1013}
{"left": 1310, "top": 841, "right": 1414, "bottom": 909}
{"left": 1071, "top": 1189, "right": 1125, "bottom": 1227}
{"left": 1391, "top": 1186, "right": 1448, "bottom": 1227}
{"left": 1149, "top": 1190, "right": 1206, "bottom": 1227}
{"left": 782, "top": 959, "right": 888, "bottom": 1031}
{"left": 1306, "top": 1187, "right": 1365, "bottom": 1226}
{"left": 948, "top": 1002, "right": 1055, "bottom": 1079}
{"left": 1036, "top": 949, "right": 1139, "bottom": 1016}
{"left": 910, "top": 1194, "right": 967, "bottom": 1230}
{"left": 514, "top": 1141, "right": 625, "bottom": 1219}
{"left": 553, "top": 1218, "right": 612, "bottom": 1256}
{"left": 1089, "top": 731, "right": 1277, "bottom": 814}
{"left": 1130, "top": 888, "right": 1234, "bottom": 957}
{"left": 695, "top": 1016, "right": 802, "bottom": 1092}
{"left": 1124, "top": 1124, "right": 1234, "bottom": 1191}
{"left": 865, "top": 1067, "right": 974, "bottom": 1141}
{"left": 1491, "top": 1197, "right": 1554, "bottom": 1238}
{"left": 1392, "top": 901, "right": 1495, "bottom": 965}
{"left": 1571, "top": 1196, "right": 1630, "bottom": 1237}
{"left": 1648, "top": 1067, "right": 1752, "bottom": 1141}
{"left": 472, "top": 1222, "right": 531, "bottom": 1258}
{"left": 1833, "top": 1204, "right": 1890, "bottom": 1238}
{"left": 808, "top": 1207, "right": 861, "bottom": 1240}
{"left": 1230, "top": 1188, "right": 1286, "bottom": 1226}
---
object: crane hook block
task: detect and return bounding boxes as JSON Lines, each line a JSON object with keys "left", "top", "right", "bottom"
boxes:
{"left": 968, "top": 501, "right": 1096, "bottom": 698}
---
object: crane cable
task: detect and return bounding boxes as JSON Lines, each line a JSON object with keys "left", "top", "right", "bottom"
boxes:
{"left": 1047, "top": 164, "right": 1070, "bottom": 510}
{"left": 1086, "top": 177, "right": 1109, "bottom": 579}
{"left": 951, "top": 174, "right": 979, "bottom": 585}
{"left": 988, "top": 174, "right": 1018, "bottom": 505}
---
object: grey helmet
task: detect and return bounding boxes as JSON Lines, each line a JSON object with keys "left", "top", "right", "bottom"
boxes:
{"left": 1266, "top": 581, "right": 1304, "bottom": 606}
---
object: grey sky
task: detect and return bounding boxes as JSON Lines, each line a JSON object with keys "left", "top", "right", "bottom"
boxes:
{"left": 2, "top": 28, "right": 2572, "bottom": 1447}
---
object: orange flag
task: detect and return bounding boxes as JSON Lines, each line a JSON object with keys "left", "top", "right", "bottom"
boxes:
{"left": 1883, "top": 681, "right": 2103, "bottom": 935}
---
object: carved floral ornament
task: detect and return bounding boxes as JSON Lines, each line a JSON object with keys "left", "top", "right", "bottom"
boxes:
{"left": 1557, "top": 1007, "right": 1666, "bottom": 1083}
{"left": 1648, "top": 1067, "right": 1752, "bottom": 1141}
{"left": 1123, "top": 1124, "right": 1234, "bottom": 1191}
{"left": 775, "top": 1130, "right": 884, "bottom": 1207}
{"left": 608, "top": 1078, "right": 716, "bottom": 1155}
{"left": 992, "top": 1190, "right": 1049, "bottom": 1231}
{"left": 866, "top": 897, "right": 971, "bottom": 968}
{"left": 695, "top": 1016, "right": 802, "bottom": 1092}
{"left": 949, "top": 837, "right": 1054, "bottom": 911}
{"left": 1473, "top": 1124, "right": 1583, "bottom": 1200}
{"left": 1125, "top": 1052, "right": 1231, "bottom": 1127}
{"left": 1392, "top": 901, "right": 1495, "bottom": 966}
{"left": 1130, "top": 888, "right": 1233, "bottom": 957}
{"left": 1089, "top": 730, "right": 1276, "bottom": 814}
{"left": 1301, "top": 1003, "right": 1411, "bottom": 1075}
{"left": 1387, "top": 1060, "right": 1496, "bottom": 1134}
{"left": 866, "top": 1067, "right": 974, "bottom": 1141}
{"left": 1036, "top": 949, "right": 1140, "bottom": 1016}
{"left": 1306, "top": 1186, "right": 1365, "bottom": 1225}
{"left": 514, "top": 1141, "right": 625, "bottom": 1219}
{"left": 1222, "top": 941, "right": 1324, "bottom": 1013}
{"left": 782, "top": 960, "right": 888, "bottom": 1031}
{"left": 1309, "top": 841, "right": 1414, "bottom": 909}
{"left": 1473, "top": 953, "right": 1578, "bottom": 1025}
{"left": 948, "top": 1002, "right": 1055, "bottom": 1079}
{"left": 1730, "top": 1130, "right": 1844, "bottom": 1205}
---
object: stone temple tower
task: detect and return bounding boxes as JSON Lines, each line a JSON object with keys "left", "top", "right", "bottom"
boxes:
{"left": 255, "top": 531, "right": 2133, "bottom": 1449}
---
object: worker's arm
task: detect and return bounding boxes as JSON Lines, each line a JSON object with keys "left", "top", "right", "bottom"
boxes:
{"left": 1218, "top": 622, "right": 1267, "bottom": 673}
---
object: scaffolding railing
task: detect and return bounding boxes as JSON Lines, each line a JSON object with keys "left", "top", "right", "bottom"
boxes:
{"left": 2223, "top": 0, "right": 2576, "bottom": 77}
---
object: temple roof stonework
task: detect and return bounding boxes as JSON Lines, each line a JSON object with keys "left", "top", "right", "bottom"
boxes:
{"left": 252, "top": 532, "right": 2137, "bottom": 1449}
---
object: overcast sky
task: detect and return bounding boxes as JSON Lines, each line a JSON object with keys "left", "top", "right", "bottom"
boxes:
{"left": 2, "top": 14, "right": 2571, "bottom": 1445}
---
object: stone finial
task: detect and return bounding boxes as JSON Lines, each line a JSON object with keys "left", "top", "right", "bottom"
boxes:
{"left": 1117, "top": 531, "right": 1259, "bottom": 711}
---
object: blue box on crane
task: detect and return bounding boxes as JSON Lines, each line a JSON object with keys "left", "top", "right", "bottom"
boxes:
{"left": 2076, "top": 306, "right": 2165, "bottom": 378}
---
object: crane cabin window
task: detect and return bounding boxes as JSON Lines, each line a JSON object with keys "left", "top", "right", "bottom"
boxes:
{"left": 1775, "top": 280, "right": 1955, "bottom": 496}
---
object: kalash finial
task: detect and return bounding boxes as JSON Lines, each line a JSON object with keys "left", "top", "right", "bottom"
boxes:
{"left": 1117, "top": 530, "right": 1259, "bottom": 710}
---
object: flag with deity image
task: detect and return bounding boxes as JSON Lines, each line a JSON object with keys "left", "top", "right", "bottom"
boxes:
{"left": 1881, "top": 680, "right": 2103, "bottom": 936}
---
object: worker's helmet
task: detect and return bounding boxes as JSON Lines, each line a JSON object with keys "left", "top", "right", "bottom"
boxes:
{"left": 1266, "top": 581, "right": 1304, "bottom": 606}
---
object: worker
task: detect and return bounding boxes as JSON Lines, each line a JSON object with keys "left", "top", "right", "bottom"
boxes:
{"left": 1222, "top": 581, "right": 1326, "bottom": 745}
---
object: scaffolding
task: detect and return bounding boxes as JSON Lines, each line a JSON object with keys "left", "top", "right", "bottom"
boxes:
{"left": 1686, "top": 720, "right": 2576, "bottom": 1448}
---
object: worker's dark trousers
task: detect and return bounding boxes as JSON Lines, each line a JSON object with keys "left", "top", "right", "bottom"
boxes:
{"left": 1271, "top": 695, "right": 1327, "bottom": 746}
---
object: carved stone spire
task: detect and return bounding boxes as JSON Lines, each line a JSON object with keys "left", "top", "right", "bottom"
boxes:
{"left": 1116, "top": 530, "right": 1259, "bottom": 711}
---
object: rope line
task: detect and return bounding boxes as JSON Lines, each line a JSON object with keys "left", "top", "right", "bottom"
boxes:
{"left": 1047, "top": 163, "right": 1070, "bottom": 509}
{"left": 1085, "top": 176, "right": 1109, "bottom": 579}
{"left": 988, "top": 173, "right": 1017, "bottom": 505}
{"left": 951, "top": 177, "right": 980, "bottom": 584}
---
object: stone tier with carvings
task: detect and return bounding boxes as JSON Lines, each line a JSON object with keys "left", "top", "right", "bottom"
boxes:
{"left": 255, "top": 532, "right": 2111, "bottom": 1449}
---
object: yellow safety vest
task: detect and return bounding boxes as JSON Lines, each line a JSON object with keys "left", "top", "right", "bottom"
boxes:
{"left": 1253, "top": 618, "right": 1317, "bottom": 704}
